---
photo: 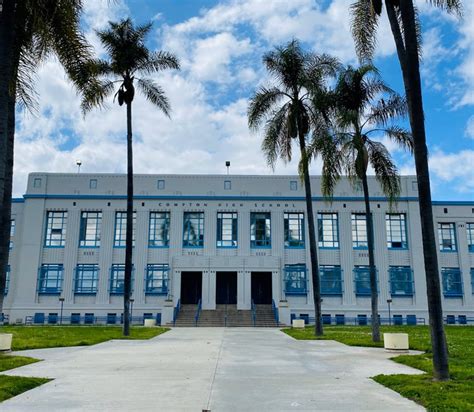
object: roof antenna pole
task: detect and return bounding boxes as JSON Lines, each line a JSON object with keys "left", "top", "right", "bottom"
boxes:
{"left": 226, "top": 161, "right": 230, "bottom": 175}
{"left": 76, "top": 159, "right": 82, "bottom": 173}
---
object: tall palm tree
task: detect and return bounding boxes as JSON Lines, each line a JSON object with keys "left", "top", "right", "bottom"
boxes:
{"left": 0, "top": 0, "right": 91, "bottom": 318}
{"left": 248, "top": 39, "right": 339, "bottom": 336}
{"left": 350, "top": 0, "right": 461, "bottom": 380}
{"left": 81, "top": 18, "right": 180, "bottom": 336}
{"left": 312, "top": 64, "right": 413, "bottom": 342}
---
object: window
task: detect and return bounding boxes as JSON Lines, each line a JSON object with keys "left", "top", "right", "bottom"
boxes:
{"left": 37, "top": 264, "right": 63, "bottom": 294}
{"left": 318, "top": 213, "right": 339, "bottom": 248}
{"left": 33, "top": 178, "right": 42, "bottom": 188}
{"left": 471, "top": 268, "right": 474, "bottom": 294}
{"left": 354, "top": 266, "right": 377, "bottom": 296}
{"left": 149, "top": 212, "right": 170, "bottom": 247}
{"left": 467, "top": 223, "right": 474, "bottom": 252}
{"left": 89, "top": 179, "right": 97, "bottom": 189}
{"left": 438, "top": 223, "right": 457, "bottom": 251}
{"left": 389, "top": 266, "right": 414, "bottom": 296}
{"left": 284, "top": 264, "right": 307, "bottom": 294}
{"left": 250, "top": 212, "right": 271, "bottom": 248}
{"left": 320, "top": 265, "right": 343, "bottom": 295}
{"left": 114, "top": 211, "right": 136, "bottom": 247}
{"left": 145, "top": 264, "right": 169, "bottom": 294}
{"left": 74, "top": 264, "right": 99, "bottom": 294}
{"left": 109, "top": 264, "right": 134, "bottom": 295}
{"left": 290, "top": 181, "right": 298, "bottom": 191}
{"left": 183, "top": 212, "right": 204, "bottom": 247}
{"left": 4, "top": 265, "right": 10, "bottom": 295}
{"left": 44, "top": 211, "right": 67, "bottom": 247}
{"left": 217, "top": 212, "right": 238, "bottom": 247}
{"left": 386, "top": 213, "right": 408, "bottom": 249}
{"left": 157, "top": 180, "right": 165, "bottom": 190}
{"left": 352, "top": 213, "right": 368, "bottom": 249}
{"left": 224, "top": 180, "right": 231, "bottom": 190}
{"left": 79, "top": 212, "right": 102, "bottom": 247}
{"left": 284, "top": 213, "right": 304, "bottom": 248}
{"left": 441, "top": 268, "right": 463, "bottom": 297}
{"left": 9, "top": 219, "right": 15, "bottom": 249}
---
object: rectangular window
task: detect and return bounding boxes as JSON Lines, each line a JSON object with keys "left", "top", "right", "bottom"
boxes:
{"left": 438, "top": 222, "right": 457, "bottom": 251}
{"left": 157, "top": 179, "right": 165, "bottom": 190}
{"left": 9, "top": 219, "right": 15, "bottom": 249}
{"left": 217, "top": 212, "right": 238, "bottom": 247}
{"left": 352, "top": 213, "right": 368, "bottom": 249}
{"left": 283, "top": 264, "right": 307, "bottom": 295}
{"left": 284, "top": 212, "right": 305, "bottom": 248}
{"left": 114, "top": 211, "right": 136, "bottom": 247}
{"left": 183, "top": 212, "right": 204, "bottom": 247}
{"left": 89, "top": 179, "right": 97, "bottom": 189}
{"left": 320, "top": 265, "right": 343, "bottom": 295}
{"left": 290, "top": 181, "right": 297, "bottom": 191}
{"left": 109, "top": 264, "right": 134, "bottom": 295}
{"left": 149, "top": 212, "right": 170, "bottom": 247}
{"left": 37, "top": 264, "right": 63, "bottom": 294}
{"left": 224, "top": 180, "right": 231, "bottom": 190}
{"left": 386, "top": 213, "right": 408, "bottom": 249}
{"left": 145, "top": 264, "right": 169, "bottom": 295}
{"left": 389, "top": 266, "right": 414, "bottom": 296}
{"left": 467, "top": 223, "right": 474, "bottom": 252}
{"left": 79, "top": 212, "right": 102, "bottom": 247}
{"left": 354, "top": 266, "right": 377, "bottom": 296}
{"left": 44, "top": 211, "right": 67, "bottom": 247}
{"left": 74, "top": 264, "right": 99, "bottom": 294}
{"left": 441, "top": 268, "right": 463, "bottom": 297}
{"left": 250, "top": 212, "right": 271, "bottom": 248}
{"left": 471, "top": 268, "right": 474, "bottom": 294}
{"left": 33, "top": 178, "right": 42, "bottom": 188}
{"left": 4, "top": 265, "right": 10, "bottom": 295}
{"left": 318, "top": 213, "right": 339, "bottom": 248}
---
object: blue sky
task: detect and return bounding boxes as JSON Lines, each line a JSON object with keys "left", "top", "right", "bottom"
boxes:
{"left": 13, "top": 0, "right": 474, "bottom": 200}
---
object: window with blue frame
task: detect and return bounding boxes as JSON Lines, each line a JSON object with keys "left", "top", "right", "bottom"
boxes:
{"left": 4, "top": 265, "right": 10, "bottom": 295}
{"left": 284, "top": 212, "right": 304, "bottom": 248}
{"left": 9, "top": 219, "right": 14, "bottom": 249}
{"left": 183, "top": 212, "right": 204, "bottom": 247}
{"left": 320, "top": 265, "right": 343, "bottom": 295}
{"left": 145, "top": 264, "right": 169, "bottom": 294}
{"left": 318, "top": 213, "right": 339, "bottom": 248}
{"left": 217, "top": 212, "right": 237, "bottom": 247}
{"left": 38, "top": 264, "right": 63, "bottom": 294}
{"left": 354, "top": 266, "right": 377, "bottom": 296}
{"left": 224, "top": 180, "right": 231, "bottom": 190}
{"left": 441, "top": 267, "right": 463, "bottom": 297}
{"left": 157, "top": 179, "right": 165, "bottom": 190}
{"left": 284, "top": 264, "right": 307, "bottom": 294}
{"left": 467, "top": 223, "right": 474, "bottom": 252}
{"left": 109, "top": 264, "right": 134, "bottom": 294}
{"left": 250, "top": 212, "right": 271, "bottom": 248}
{"left": 389, "top": 266, "right": 414, "bottom": 296}
{"left": 44, "top": 211, "right": 67, "bottom": 247}
{"left": 386, "top": 213, "right": 408, "bottom": 249}
{"left": 74, "top": 264, "right": 99, "bottom": 294}
{"left": 79, "top": 211, "right": 102, "bottom": 247}
{"left": 149, "top": 212, "right": 170, "bottom": 247}
{"left": 471, "top": 268, "right": 474, "bottom": 294}
{"left": 438, "top": 222, "right": 457, "bottom": 251}
{"left": 290, "top": 181, "right": 298, "bottom": 191}
{"left": 351, "top": 213, "right": 368, "bottom": 249}
{"left": 114, "top": 211, "right": 136, "bottom": 247}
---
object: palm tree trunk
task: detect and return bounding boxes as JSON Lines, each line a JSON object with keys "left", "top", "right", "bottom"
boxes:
{"left": 123, "top": 100, "right": 133, "bottom": 337}
{"left": 395, "top": 0, "right": 449, "bottom": 381}
{"left": 298, "top": 131, "right": 323, "bottom": 336}
{"left": 362, "top": 173, "right": 380, "bottom": 342}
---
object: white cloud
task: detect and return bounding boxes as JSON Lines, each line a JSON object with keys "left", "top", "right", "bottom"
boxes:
{"left": 429, "top": 149, "right": 474, "bottom": 193}
{"left": 466, "top": 116, "right": 474, "bottom": 139}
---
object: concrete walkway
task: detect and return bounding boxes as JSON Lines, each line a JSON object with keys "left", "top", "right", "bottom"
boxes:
{"left": 1, "top": 328, "right": 424, "bottom": 411}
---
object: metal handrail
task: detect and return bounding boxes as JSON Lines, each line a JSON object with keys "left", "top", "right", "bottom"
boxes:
{"left": 251, "top": 299, "right": 256, "bottom": 327}
{"left": 173, "top": 298, "right": 181, "bottom": 326}
{"left": 194, "top": 299, "right": 202, "bottom": 326}
{"left": 272, "top": 299, "right": 279, "bottom": 326}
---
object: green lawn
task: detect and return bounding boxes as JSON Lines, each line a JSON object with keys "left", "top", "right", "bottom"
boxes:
{"left": 284, "top": 325, "right": 474, "bottom": 411}
{"left": 0, "top": 326, "right": 169, "bottom": 402}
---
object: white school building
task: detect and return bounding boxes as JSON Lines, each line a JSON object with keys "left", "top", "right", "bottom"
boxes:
{"left": 4, "top": 172, "right": 474, "bottom": 326}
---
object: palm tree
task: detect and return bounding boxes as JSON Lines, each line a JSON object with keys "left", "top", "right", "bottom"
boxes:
{"left": 248, "top": 40, "right": 339, "bottom": 336}
{"left": 350, "top": 0, "right": 461, "bottom": 380}
{"left": 312, "top": 64, "right": 413, "bottom": 342}
{"left": 0, "top": 0, "right": 91, "bottom": 319}
{"left": 81, "top": 18, "right": 180, "bottom": 336}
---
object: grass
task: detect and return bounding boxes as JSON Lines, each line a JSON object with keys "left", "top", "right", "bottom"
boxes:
{"left": 0, "top": 325, "right": 169, "bottom": 403}
{"left": 284, "top": 325, "right": 474, "bottom": 411}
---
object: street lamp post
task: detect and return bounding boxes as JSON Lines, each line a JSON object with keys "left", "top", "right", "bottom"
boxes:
{"left": 387, "top": 299, "right": 392, "bottom": 326}
{"left": 130, "top": 298, "right": 134, "bottom": 324}
{"left": 59, "top": 297, "right": 65, "bottom": 325}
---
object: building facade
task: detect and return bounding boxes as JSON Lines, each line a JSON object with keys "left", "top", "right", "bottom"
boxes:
{"left": 5, "top": 173, "right": 474, "bottom": 325}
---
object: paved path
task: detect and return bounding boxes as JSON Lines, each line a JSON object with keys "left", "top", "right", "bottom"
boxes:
{"left": 1, "top": 328, "right": 424, "bottom": 411}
